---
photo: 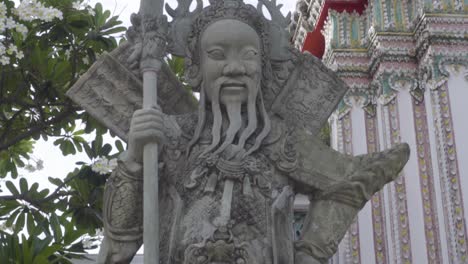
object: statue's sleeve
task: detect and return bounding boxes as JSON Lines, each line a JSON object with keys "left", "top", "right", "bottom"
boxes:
{"left": 286, "top": 129, "right": 410, "bottom": 263}
{"left": 98, "top": 152, "right": 143, "bottom": 263}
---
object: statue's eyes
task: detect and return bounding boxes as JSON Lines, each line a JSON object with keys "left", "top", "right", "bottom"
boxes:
{"left": 243, "top": 49, "right": 258, "bottom": 59}
{"left": 207, "top": 49, "right": 225, "bottom": 60}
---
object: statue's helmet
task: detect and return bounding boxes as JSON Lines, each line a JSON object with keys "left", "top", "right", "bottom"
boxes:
{"left": 184, "top": 0, "right": 271, "bottom": 90}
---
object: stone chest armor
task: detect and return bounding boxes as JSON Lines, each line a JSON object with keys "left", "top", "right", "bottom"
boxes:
{"left": 156, "top": 114, "right": 295, "bottom": 263}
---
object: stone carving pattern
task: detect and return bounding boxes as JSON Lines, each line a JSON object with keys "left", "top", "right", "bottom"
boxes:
{"left": 66, "top": 45, "right": 197, "bottom": 142}
{"left": 365, "top": 111, "right": 389, "bottom": 264}
{"left": 383, "top": 99, "right": 412, "bottom": 264}
{"left": 430, "top": 82, "right": 468, "bottom": 263}
{"left": 272, "top": 52, "right": 348, "bottom": 136}
{"left": 386, "top": 71, "right": 443, "bottom": 263}
{"left": 412, "top": 96, "right": 442, "bottom": 263}
{"left": 341, "top": 113, "right": 362, "bottom": 264}
{"left": 66, "top": 54, "right": 143, "bottom": 141}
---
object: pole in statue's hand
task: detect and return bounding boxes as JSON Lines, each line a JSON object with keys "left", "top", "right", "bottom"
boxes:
{"left": 138, "top": 0, "right": 166, "bottom": 263}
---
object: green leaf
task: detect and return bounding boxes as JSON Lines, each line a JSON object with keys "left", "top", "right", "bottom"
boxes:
{"left": 6, "top": 181, "right": 19, "bottom": 195}
{"left": 21, "top": 234, "right": 33, "bottom": 264}
{"left": 27, "top": 213, "right": 35, "bottom": 236}
{"left": 29, "top": 182, "right": 39, "bottom": 194}
{"left": 83, "top": 142, "right": 95, "bottom": 159}
{"left": 0, "top": 200, "right": 21, "bottom": 216}
{"left": 100, "top": 16, "right": 122, "bottom": 30}
{"left": 50, "top": 214, "right": 62, "bottom": 242}
{"left": 48, "top": 177, "right": 63, "bottom": 187}
{"left": 6, "top": 208, "right": 20, "bottom": 228}
{"left": 115, "top": 140, "right": 124, "bottom": 152}
{"left": 99, "top": 143, "right": 112, "bottom": 156}
{"left": 13, "top": 212, "right": 25, "bottom": 234}
{"left": 19, "top": 178, "right": 28, "bottom": 194}
{"left": 101, "top": 26, "right": 126, "bottom": 36}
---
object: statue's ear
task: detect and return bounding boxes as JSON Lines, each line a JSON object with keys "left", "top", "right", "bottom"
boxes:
{"left": 185, "top": 63, "right": 202, "bottom": 89}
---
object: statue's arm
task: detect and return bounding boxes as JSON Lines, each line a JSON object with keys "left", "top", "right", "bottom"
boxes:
{"left": 286, "top": 129, "right": 410, "bottom": 263}
{"left": 97, "top": 152, "right": 143, "bottom": 264}
{"left": 97, "top": 108, "right": 182, "bottom": 263}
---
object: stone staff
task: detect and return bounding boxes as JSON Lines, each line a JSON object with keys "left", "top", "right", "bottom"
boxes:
{"left": 138, "top": 0, "right": 167, "bottom": 263}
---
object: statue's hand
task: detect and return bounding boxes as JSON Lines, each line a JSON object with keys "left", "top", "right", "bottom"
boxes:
{"left": 127, "top": 107, "right": 167, "bottom": 163}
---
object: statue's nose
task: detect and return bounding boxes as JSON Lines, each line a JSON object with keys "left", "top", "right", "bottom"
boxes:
{"left": 223, "top": 60, "right": 246, "bottom": 76}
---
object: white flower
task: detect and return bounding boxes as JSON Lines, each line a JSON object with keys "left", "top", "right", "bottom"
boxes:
{"left": 82, "top": 56, "right": 89, "bottom": 65}
{"left": 82, "top": 237, "right": 93, "bottom": 249}
{"left": 0, "top": 3, "right": 7, "bottom": 19}
{"left": 72, "top": 2, "right": 82, "bottom": 10}
{"left": 5, "top": 17, "right": 17, "bottom": 29}
{"left": 16, "top": 50, "right": 24, "bottom": 59}
{"left": 64, "top": 48, "right": 71, "bottom": 59}
{"left": 15, "top": 0, "right": 63, "bottom": 22}
{"left": 15, "top": 23, "right": 28, "bottom": 38}
{"left": 0, "top": 55, "right": 10, "bottom": 65}
{"left": 5, "top": 44, "right": 25, "bottom": 60}
{"left": 6, "top": 44, "right": 18, "bottom": 55}
{"left": 91, "top": 157, "right": 113, "bottom": 175}
{"left": 86, "top": 7, "right": 95, "bottom": 16}
{"left": 95, "top": 228, "right": 104, "bottom": 237}
{"left": 0, "top": 43, "right": 5, "bottom": 56}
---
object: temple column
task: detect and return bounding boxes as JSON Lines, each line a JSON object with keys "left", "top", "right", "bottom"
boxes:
{"left": 423, "top": 55, "right": 468, "bottom": 263}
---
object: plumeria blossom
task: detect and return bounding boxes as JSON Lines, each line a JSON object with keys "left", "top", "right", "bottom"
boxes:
{"left": 81, "top": 228, "right": 105, "bottom": 249}
{"left": 91, "top": 157, "right": 118, "bottom": 175}
{"left": 82, "top": 236, "right": 94, "bottom": 249}
{"left": 86, "top": 6, "right": 95, "bottom": 16}
{"left": 82, "top": 56, "right": 89, "bottom": 65}
{"left": 72, "top": 1, "right": 95, "bottom": 16}
{"left": 0, "top": 55, "right": 10, "bottom": 65}
{"left": 14, "top": 0, "right": 63, "bottom": 22}
{"left": 0, "top": 0, "right": 64, "bottom": 66}
{"left": 72, "top": 2, "right": 82, "bottom": 10}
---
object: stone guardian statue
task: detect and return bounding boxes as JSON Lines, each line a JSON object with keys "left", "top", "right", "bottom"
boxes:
{"left": 66, "top": 0, "right": 410, "bottom": 263}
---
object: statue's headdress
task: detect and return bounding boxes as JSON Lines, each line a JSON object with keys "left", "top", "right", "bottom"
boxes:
{"left": 165, "top": 0, "right": 292, "bottom": 72}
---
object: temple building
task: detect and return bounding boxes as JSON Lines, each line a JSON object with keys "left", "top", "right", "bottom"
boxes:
{"left": 291, "top": 0, "right": 468, "bottom": 263}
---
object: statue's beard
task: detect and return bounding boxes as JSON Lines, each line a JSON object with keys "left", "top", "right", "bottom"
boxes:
{"left": 188, "top": 79, "right": 271, "bottom": 161}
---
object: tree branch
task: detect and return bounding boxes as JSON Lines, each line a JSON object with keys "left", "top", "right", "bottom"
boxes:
{"left": 0, "top": 105, "right": 79, "bottom": 151}
{"left": 0, "top": 170, "right": 83, "bottom": 212}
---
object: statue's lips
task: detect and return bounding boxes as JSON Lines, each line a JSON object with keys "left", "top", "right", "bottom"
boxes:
{"left": 220, "top": 82, "right": 246, "bottom": 93}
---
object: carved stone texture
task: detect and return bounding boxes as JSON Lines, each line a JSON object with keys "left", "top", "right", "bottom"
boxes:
{"left": 272, "top": 52, "right": 348, "bottom": 136}
{"left": 66, "top": 53, "right": 143, "bottom": 141}
{"left": 67, "top": 43, "right": 197, "bottom": 141}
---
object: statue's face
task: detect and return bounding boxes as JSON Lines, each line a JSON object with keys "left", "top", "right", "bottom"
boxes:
{"left": 200, "top": 19, "right": 262, "bottom": 105}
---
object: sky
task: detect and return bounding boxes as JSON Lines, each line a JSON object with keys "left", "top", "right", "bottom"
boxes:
{"left": 8, "top": 0, "right": 299, "bottom": 211}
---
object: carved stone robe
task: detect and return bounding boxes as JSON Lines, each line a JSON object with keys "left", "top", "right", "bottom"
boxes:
{"left": 102, "top": 112, "right": 409, "bottom": 264}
